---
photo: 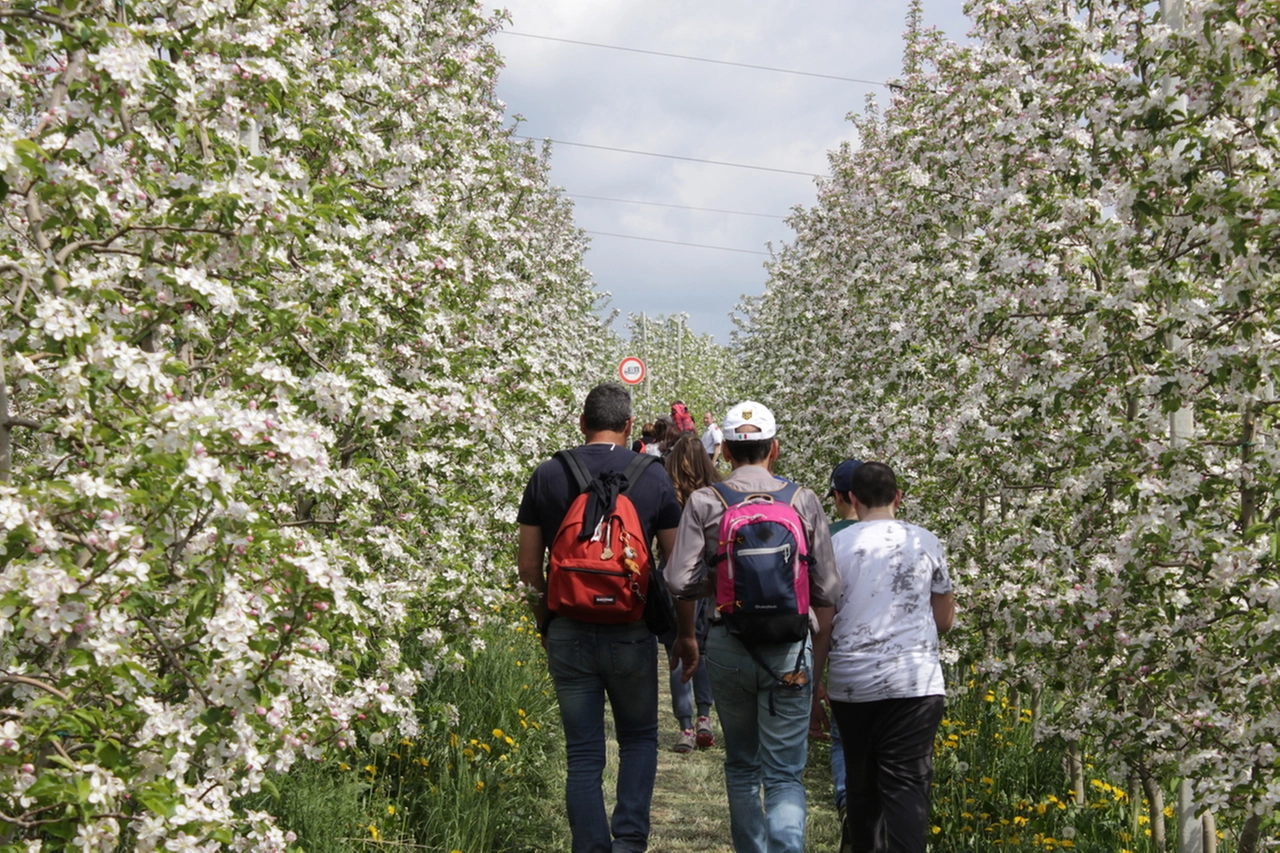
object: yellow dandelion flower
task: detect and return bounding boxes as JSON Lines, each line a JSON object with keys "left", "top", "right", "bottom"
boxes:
{"left": 449, "top": 732, "right": 459, "bottom": 748}
{"left": 518, "top": 709, "right": 527, "bottom": 717}
{"left": 480, "top": 743, "right": 491, "bottom": 753}
{"left": 387, "top": 805, "right": 396, "bottom": 815}
{"left": 932, "top": 826, "right": 941, "bottom": 835}
{"left": 368, "top": 825, "right": 380, "bottom": 841}
{"left": 338, "top": 762, "right": 350, "bottom": 771}
{"left": 504, "top": 736, "right": 514, "bottom": 745}
{"left": 401, "top": 737, "right": 413, "bottom": 746}
{"left": 475, "top": 781, "right": 485, "bottom": 791}
{"left": 365, "top": 764, "right": 377, "bottom": 776}
{"left": 493, "top": 728, "right": 504, "bottom": 738}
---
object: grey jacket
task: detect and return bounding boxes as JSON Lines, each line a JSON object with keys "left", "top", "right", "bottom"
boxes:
{"left": 665, "top": 465, "right": 841, "bottom": 626}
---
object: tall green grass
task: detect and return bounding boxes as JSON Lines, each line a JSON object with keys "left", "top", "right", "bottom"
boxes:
{"left": 931, "top": 678, "right": 1151, "bottom": 853}
{"left": 247, "top": 610, "right": 567, "bottom": 852}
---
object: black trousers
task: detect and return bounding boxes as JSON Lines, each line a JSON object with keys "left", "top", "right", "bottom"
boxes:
{"left": 829, "top": 695, "right": 945, "bottom": 853}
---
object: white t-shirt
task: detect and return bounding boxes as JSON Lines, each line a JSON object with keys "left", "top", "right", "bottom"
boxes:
{"left": 701, "top": 424, "right": 723, "bottom": 456}
{"left": 827, "top": 519, "right": 952, "bottom": 703}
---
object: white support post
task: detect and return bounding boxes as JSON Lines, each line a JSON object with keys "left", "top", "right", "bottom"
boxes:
{"left": 1178, "top": 779, "right": 1204, "bottom": 853}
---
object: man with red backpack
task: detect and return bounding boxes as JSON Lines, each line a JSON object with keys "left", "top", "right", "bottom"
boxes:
{"left": 517, "top": 382, "right": 698, "bottom": 853}
{"left": 665, "top": 401, "right": 841, "bottom": 853}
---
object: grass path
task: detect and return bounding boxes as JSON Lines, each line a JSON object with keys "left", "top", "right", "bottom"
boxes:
{"left": 593, "top": 649, "right": 844, "bottom": 851}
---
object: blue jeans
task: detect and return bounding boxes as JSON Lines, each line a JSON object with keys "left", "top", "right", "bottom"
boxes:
{"left": 705, "top": 624, "right": 812, "bottom": 853}
{"left": 546, "top": 618, "right": 659, "bottom": 853}
{"left": 669, "top": 652, "right": 713, "bottom": 724}
{"left": 831, "top": 713, "right": 847, "bottom": 809}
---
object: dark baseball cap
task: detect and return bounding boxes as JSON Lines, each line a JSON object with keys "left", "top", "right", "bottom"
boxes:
{"left": 827, "top": 458, "right": 863, "bottom": 497}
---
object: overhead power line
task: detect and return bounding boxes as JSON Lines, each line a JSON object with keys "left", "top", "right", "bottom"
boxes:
{"left": 570, "top": 194, "right": 786, "bottom": 220}
{"left": 514, "top": 135, "right": 822, "bottom": 178}
{"left": 584, "top": 230, "right": 769, "bottom": 256}
{"left": 497, "top": 30, "right": 889, "bottom": 88}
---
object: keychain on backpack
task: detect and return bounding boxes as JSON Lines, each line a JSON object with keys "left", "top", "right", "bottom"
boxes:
{"left": 600, "top": 521, "right": 614, "bottom": 560}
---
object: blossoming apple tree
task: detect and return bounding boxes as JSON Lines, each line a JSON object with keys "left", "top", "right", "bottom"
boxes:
{"left": 737, "top": 0, "right": 1280, "bottom": 847}
{"left": 0, "top": 0, "right": 609, "bottom": 848}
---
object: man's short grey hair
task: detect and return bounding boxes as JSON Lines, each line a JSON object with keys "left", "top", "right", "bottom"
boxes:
{"left": 582, "top": 383, "right": 632, "bottom": 433}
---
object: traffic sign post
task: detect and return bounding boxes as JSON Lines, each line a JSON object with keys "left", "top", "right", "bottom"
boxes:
{"left": 618, "top": 356, "right": 646, "bottom": 385}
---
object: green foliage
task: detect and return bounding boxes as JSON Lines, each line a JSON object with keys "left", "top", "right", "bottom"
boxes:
{"left": 252, "top": 609, "right": 566, "bottom": 853}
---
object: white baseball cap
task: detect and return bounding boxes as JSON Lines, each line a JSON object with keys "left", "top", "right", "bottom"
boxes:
{"left": 722, "top": 401, "right": 776, "bottom": 441}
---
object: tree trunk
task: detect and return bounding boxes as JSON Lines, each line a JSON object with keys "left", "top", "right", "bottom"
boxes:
{"left": 1068, "top": 744, "right": 1085, "bottom": 807}
{"left": 1203, "top": 810, "right": 1217, "bottom": 853}
{"left": 1139, "top": 768, "right": 1167, "bottom": 853}
{"left": 1237, "top": 813, "right": 1261, "bottom": 853}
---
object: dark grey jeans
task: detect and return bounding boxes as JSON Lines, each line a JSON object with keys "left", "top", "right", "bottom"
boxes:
{"left": 829, "top": 694, "right": 945, "bottom": 853}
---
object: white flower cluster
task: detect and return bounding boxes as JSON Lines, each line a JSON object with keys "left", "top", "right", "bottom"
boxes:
{"left": 0, "top": 0, "right": 607, "bottom": 847}
{"left": 739, "top": 0, "right": 1280, "bottom": 832}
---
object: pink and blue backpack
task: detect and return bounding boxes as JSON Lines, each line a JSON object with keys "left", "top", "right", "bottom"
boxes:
{"left": 711, "top": 481, "right": 812, "bottom": 642}
{"left": 710, "top": 481, "right": 813, "bottom": 710}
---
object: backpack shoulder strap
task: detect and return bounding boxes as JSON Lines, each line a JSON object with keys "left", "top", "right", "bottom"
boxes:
{"left": 554, "top": 449, "right": 592, "bottom": 493}
{"left": 772, "top": 481, "right": 802, "bottom": 507}
{"left": 620, "top": 452, "right": 656, "bottom": 495}
{"left": 710, "top": 481, "right": 741, "bottom": 508}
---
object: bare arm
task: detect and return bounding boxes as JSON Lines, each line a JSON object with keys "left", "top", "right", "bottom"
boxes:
{"left": 810, "top": 605, "right": 834, "bottom": 692}
{"left": 517, "top": 524, "right": 548, "bottom": 632}
{"left": 931, "top": 591, "right": 956, "bottom": 634}
{"left": 658, "top": 525, "right": 701, "bottom": 681}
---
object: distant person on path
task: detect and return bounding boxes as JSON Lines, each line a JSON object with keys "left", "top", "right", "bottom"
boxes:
{"left": 813, "top": 461, "right": 955, "bottom": 853}
{"left": 701, "top": 411, "right": 724, "bottom": 465}
{"left": 810, "top": 458, "right": 862, "bottom": 853}
{"left": 517, "top": 382, "right": 699, "bottom": 853}
{"left": 671, "top": 400, "right": 696, "bottom": 434}
{"left": 660, "top": 433, "right": 720, "bottom": 753}
{"left": 632, "top": 421, "right": 657, "bottom": 455}
{"left": 666, "top": 401, "right": 840, "bottom": 853}
{"left": 654, "top": 415, "right": 679, "bottom": 457}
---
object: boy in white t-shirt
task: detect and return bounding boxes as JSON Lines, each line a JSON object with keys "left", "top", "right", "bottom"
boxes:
{"left": 812, "top": 461, "right": 955, "bottom": 853}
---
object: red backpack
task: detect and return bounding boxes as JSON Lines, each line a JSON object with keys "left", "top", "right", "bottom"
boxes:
{"left": 546, "top": 450, "right": 657, "bottom": 623}
{"left": 671, "top": 403, "right": 695, "bottom": 433}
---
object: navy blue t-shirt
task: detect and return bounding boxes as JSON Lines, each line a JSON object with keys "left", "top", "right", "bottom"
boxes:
{"left": 517, "top": 443, "right": 683, "bottom": 550}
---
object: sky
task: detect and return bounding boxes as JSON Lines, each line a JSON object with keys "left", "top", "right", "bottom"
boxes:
{"left": 487, "top": 1, "right": 972, "bottom": 344}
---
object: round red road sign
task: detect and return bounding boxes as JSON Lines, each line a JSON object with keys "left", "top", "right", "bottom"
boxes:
{"left": 618, "top": 356, "right": 646, "bottom": 385}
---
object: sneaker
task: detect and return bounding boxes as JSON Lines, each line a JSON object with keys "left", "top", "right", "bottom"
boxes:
{"left": 673, "top": 729, "right": 696, "bottom": 753}
{"left": 837, "top": 803, "right": 852, "bottom": 853}
{"left": 695, "top": 716, "right": 716, "bottom": 749}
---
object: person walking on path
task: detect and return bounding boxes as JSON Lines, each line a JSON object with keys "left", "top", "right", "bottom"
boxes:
{"left": 813, "top": 460, "right": 956, "bottom": 853}
{"left": 661, "top": 433, "right": 720, "bottom": 753}
{"left": 516, "top": 382, "right": 699, "bottom": 853}
{"left": 701, "top": 411, "right": 724, "bottom": 465}
{"left": 666, "top": 401, "right": 841, "bottom": 853}
{"left": 810, "top": 458, "right": 863, "bottom": 853}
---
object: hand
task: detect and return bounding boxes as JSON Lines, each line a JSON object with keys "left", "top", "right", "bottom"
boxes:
{"left": 669, "top": 635, "right": 700, "bottom": 684}
{"left": 809, "top": 693, "right": 830, "bottom": 741}
{"left": 815, "top": 680, "right": 829, "bottom": 704}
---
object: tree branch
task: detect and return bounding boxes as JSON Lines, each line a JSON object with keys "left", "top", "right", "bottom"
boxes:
{"left": 0, "top": 674, "right": 70, "bottom": 702}
{"left": 137, "top": 613, "right": 213, "bottom": 707}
